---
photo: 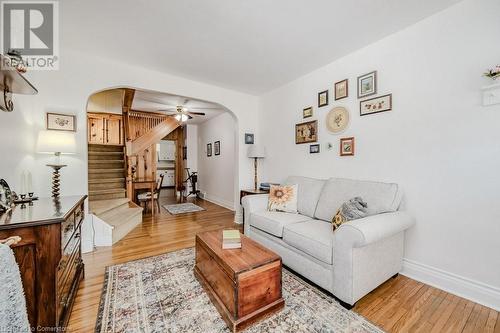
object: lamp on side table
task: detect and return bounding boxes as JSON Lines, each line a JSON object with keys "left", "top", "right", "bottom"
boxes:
{"left": 247, "top": 144, "right": 266, "bottom": 190}
{"left": 37, "top": 130, "right": 76, "bottom": 198}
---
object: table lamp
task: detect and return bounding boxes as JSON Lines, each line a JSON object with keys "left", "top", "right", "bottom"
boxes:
{"left": 37, "top": 130, "right": 76, "bottom": 198}
{"left": 247, "top": 145, "right": 266, "bottom": 190}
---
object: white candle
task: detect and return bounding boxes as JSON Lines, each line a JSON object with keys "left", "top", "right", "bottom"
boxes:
{"left": 20, "top": 170, "right": 26, "bottom": 194}
{"left": 27, "top": 171, "right": 32, "bottom": 193}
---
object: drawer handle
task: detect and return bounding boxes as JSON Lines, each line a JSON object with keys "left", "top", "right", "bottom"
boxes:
{"left": 60, "top": 296, "right": 68, "bottom": 308}
{"left": 59, "top": 261, "right": 67, "bottom": 270}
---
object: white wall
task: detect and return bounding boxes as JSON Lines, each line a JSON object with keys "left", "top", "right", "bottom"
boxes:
{"left": 259, "top": 0, "right": 500, "bottom": 309}
{"left": 0, "top": 49, "right": 259, "bottom": 252}
{"left": 197, "top": 113, "right": 237, "bottom": 210}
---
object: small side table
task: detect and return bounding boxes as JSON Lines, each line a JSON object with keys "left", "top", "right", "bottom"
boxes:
{"left": 240, "top": 189, "right": 269, "bottom": 233}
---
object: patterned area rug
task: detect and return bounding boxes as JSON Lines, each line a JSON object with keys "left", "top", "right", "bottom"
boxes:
{"left": 162, "top": 203, "right": 205, "bottom": 215}
{"left": 95, "top": 248, "right": 383, "bottom": 333}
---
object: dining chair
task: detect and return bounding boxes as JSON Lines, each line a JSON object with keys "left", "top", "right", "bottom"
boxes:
{"left": 138, "top": 174, "right": 165, "bottom": 213}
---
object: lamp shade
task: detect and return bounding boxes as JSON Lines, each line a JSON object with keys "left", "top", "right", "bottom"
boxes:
{"left": 247, "top": 144, "right": 266, "bottom": 158}
{"left": 37, "top": 130, "right": 76, "bottom": 154}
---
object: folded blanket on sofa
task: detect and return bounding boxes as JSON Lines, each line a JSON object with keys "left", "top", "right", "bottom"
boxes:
{"left": 0, "top": 243, "right": 30, "bottom": 332}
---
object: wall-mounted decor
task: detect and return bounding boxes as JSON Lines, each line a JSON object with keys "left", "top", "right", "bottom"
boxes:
{"left": 360, "top": 93, "right": 392, "bottom": 116}
{"left": 334, "top": 79, "right": 348, "bottom": 100}
{"left": 214, "top": 141, "right": 220, "bottom": 156}
{"left": 46, "top": 113, "right": 76, "bottom": 132}
{"left": 310, "top": 144, "right": 320, "bottom": 154}
{"left": 340, "top": 137, "right": 355, "bottom": 156}
{"left": 295, "top": 120, "right": 318, "bottom": 144}
{"left": 303, "top": 106, "right": 313, "bottom": 118}
{"left": 207, "top": 143, "right": 212, "bottom": 157}
{"left": 357, "top": 71, "right": 377, "bottom": 99}
{"left": 326, "top": 106, "right": 350, "bottom": 134}
{"left": 244, "top": 133, "right": 254, "bottom": 144}
{"left": 318, "top": 90, "right": 329, "bottom": 107}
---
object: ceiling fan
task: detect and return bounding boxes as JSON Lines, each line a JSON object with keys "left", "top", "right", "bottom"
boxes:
{"left": 158, "top": 105, "right": 206, "bottom": 122}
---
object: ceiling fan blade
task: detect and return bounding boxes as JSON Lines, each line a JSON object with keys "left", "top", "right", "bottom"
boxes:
{"left": 186, "top": 111, "right": 206, "bottom": 116}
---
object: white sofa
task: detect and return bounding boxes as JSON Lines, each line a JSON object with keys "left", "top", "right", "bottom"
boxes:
{"left": 242, "top": 176, "right": 415, "bottom": 307}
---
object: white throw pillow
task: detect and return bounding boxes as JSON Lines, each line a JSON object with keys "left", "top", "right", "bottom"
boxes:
{"left": 267, "top": 184, "right": 298, "bottom": 213}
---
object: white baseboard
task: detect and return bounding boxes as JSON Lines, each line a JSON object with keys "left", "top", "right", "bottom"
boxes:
{"left": 202, "top": 193, "right": 235, "bottom": 211}
{"left": 402, "top": 258, "right": 500, "bottom": 311}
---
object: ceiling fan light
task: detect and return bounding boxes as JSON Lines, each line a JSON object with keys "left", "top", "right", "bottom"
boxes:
{"left": 181, "top": 114, "right": 189, "bottom": 122}
{"left": 174, "top": 114, "right": 182, "bottom": 121}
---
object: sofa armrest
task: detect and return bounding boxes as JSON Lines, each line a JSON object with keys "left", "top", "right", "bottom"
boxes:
{"left": 242, "top": 194, "right": 268, "bottom": 234}
{"left": 241, "top": 194, "right": 268, "bottom": 212}
{"left": 335, "top": 211, "right": 415, "bottom": 248}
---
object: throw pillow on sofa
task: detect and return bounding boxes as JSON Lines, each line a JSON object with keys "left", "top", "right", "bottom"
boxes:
{"left": 267, "top": 184, "right": 298, "bottom": 213}
{"left": 332, "top": 197, "right": 369, "bottom": 231}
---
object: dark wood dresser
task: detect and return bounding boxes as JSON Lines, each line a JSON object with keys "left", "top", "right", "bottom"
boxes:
{"left": 0, "top": 195, "right": 87, "bottom": 331}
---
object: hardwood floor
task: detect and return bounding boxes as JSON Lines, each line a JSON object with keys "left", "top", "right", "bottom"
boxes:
{"left": 68, "top": 194, "right": 499, "bottom": 332}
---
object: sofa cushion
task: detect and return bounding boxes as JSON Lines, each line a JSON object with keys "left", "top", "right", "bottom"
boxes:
{"left": 283, "top": 220, "right": 334, "bottom": 265}
{"left": 249, "top": 211, "right": 312, "bottom": 238}
{"left": 315, "top": 178, "right": 402, "bottom": 222}
{"left": 284, "top": 176, "right": 326, "bottom": 218}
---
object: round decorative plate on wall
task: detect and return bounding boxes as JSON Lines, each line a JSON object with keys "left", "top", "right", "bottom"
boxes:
{"left": 326, "top": 106, "right": 350, "bottom": 134}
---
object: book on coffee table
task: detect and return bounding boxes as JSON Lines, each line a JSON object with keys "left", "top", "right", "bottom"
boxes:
{"left": 222, "top": 229, "right": 241, "bottom": 249}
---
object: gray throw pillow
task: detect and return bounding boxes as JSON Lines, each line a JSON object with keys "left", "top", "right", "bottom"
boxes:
{"left": 332, "top": 197, "right": 369, "bottom": 231}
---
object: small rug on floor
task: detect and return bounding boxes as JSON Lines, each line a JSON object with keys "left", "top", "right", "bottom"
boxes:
{"left": 162, "top": 203, "right": 205, "bottom": 215}
{"left": 95, "top": 248, "right": 383, "bottom": 333}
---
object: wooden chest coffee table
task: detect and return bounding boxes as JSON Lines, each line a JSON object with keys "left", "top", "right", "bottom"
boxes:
{"left": 194, "top": 230, "right": 284, "bottom": 332}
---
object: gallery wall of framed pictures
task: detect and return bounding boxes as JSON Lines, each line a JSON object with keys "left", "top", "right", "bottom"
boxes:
{"left": 295, "top": 68, "right": 393, "bottom": 157}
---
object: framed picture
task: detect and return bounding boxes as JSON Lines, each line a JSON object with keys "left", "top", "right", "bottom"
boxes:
{"left": 295, "top": 120, "right": 318, "bottom": 144}
{"left": 303, "top": 107, "right": 313, "bottom": 118}
{"left": 340, "top": 137, "right": 355, "bottom": 156}
{"left": 318, "top": 90, "right": 329, "bottom": 107}
{"left": 357, "top": 71, "right": 377, "bottom": 99}
{"left": 360, "top": 94, "right": 392, "bottom": 116}
{"left": 207, "top": 143, "right": 212, "bottom": 157}
{"left": 46, "top": 112, "right": 76, "bottom": 131}
{"left": 183, "top": 146, "right": 187, "bottom": 160}
{"left": 334, "top": 79, "right": 348, "bottom": 100}
{"left": 214, "top": 141, "right": 220, "bottom": 156}
{"left": 309, "top": 144, "right": 320, "bottom": 154}
{"left": 244, "top": 133, "right": 254, "bottom": 144}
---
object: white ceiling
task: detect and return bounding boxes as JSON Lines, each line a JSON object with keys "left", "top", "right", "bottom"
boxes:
{"left": 132, "top": 90, "right": 225, "bottom": 125}
{"left": 62, "top": 0, "right": 461, "bottom": 94}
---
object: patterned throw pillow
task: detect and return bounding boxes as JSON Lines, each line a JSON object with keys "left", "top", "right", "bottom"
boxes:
{"left": 332, "top": 197, "right": 369, "bottom": 231}
{"left": 267, "top": 184, "right": 298, "bottom": 213}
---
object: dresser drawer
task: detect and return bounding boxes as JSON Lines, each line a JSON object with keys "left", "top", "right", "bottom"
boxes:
{"left": 56, "top": 239, "right": 82, "bottom": 325}
{"left": 58, "top": 229, "right": 81, "bottom": 280}
{"left": 61, "top": 215, "right": 75, "bottom": 250}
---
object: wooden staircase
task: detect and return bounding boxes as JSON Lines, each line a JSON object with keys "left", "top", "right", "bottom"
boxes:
{"left": 88, "top": 144, "right": 127, "bottom": 201}
{"left": 89, "top": 198, "right": 143, "bottom": 245}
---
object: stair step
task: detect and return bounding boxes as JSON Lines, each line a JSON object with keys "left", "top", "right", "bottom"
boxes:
{"left": 89, "top": 188, "right": 126, "bottom": 201}
{"left": 88, "top": 153, "right": 124, "bottom": 161}
{"left": 89, "top": 198, "right": 130, "bottom": 215}
{"left": 89, "top": 182, "right": 125, "bottom": 191}
{"left": 88, "top": 178, "right": 126, "bottom": 184}
{"left": 88, "top": 144, "right": 124, "bottom": 152}
{"left": 99, "top": 205, "right": 142, "bottom": 229}
{"left": 88, "top": 168, "right": 124, "bottom": 174}
{"left": 89, "top": 160, "right": 125, "bottom": 169}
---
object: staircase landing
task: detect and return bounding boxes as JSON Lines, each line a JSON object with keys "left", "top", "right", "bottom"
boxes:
{"left": 90, "top": 198, "right": 143, "bottom": 245}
